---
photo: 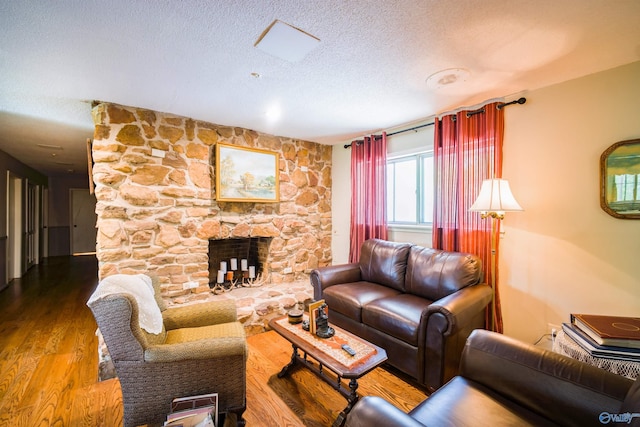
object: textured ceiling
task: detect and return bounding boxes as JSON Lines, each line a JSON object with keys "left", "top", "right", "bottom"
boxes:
{"left": 1, "top": 0, "right": 639, "bottom": 176}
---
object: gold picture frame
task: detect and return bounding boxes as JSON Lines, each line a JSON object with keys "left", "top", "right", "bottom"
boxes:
{"left": 600, "top": 138, "right": 640, "bottom": 219}
{"left": 215, "top": 143, "right": 280, "bottom": 203}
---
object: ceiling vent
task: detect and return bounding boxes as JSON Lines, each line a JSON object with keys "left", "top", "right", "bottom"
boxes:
{"left": 255, "top": 20, "right": 320, "bottom": 62}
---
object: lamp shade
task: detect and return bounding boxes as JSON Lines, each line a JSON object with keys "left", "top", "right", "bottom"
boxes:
{"left": 470, "top": 179, "right": 523, "bottom": 215}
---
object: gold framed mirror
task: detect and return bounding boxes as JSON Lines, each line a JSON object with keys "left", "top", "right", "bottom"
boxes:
{"left": 600, "top": 138, "right": 640, "bottom": 219}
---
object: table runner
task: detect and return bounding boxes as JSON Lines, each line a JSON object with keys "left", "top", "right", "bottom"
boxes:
{"left": 275, "top": 318, "right": 377, "bottom": 368}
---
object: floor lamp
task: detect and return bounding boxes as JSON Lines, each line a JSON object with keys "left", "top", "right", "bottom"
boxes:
{"left": 470, "top": 179, "right": 523, "bottom": 331}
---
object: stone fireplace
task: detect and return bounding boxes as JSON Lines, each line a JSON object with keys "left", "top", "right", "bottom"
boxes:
{"left": 91, "top": 102, "right": 332, "bottom": 305}
{"left": 208, "top": 237, "right": 271, "bottom": 286}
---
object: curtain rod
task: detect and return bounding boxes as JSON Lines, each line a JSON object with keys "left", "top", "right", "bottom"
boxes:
{"left": 453, "top": 97, "right": 527, "bottom": 121}
{"left": 344, "top": 123, "right": 434, "bottom": 149}
{"left": 344, "top": 97, "right": 526, "bottom": 149}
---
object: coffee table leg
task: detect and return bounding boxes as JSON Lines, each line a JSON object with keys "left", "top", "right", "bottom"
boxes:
{"left": 278, "top": 344, "right": 299, "bottom": 378}
{"left": 332, "top": 378, "right": 359, "bottom": 427}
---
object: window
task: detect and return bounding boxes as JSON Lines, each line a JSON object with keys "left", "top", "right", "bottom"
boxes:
{"left": 387, "top": 151, "right": 433, "bottom": 225}
{"left": 614, "top": 174, "right": 639, "bottom": 202}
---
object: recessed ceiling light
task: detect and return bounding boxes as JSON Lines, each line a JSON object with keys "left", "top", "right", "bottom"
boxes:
{"left": 255, "top": 20, "right": 320, "bottom": 62}
{"left": 265, "top": 105, "right": 281, "bottom": 122}
{"left": 426, "top": 68, "right": 470, "bottom": 89}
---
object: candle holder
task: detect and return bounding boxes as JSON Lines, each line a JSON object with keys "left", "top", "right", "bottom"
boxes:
{"left": 210, "top": 271, "right": 247, "bottom": 294}
{"left": 210, "top": 280, "right": 226, "bottom": 295}
{"left": 210, "top": 266, "right": 267, "bottom": 293}
{"left": 243, "top": 271, "right": 267, "bottom": 288}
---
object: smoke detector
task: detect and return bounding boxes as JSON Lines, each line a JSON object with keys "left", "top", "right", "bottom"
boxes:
{"left": 426, "top": 68, "right": 470, "bottom": 89}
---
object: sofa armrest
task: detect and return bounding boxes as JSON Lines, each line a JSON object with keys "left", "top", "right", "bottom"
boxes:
{"left": 162, "top": 299, "right": 237, "bottom": 330}
{"left": 421, "top": 283, "right": 492, "bottom": 392}
{"left": 344, "top": 396, "right": 426, "bottom": 427}
{"left": 462, "top": 330, "right": 633, "bottom": 427}
{"left": 144, "top": 335, "right": 247, "bottom": 362}
{"left": 426, "top": 283, "right": 492, "bottom": 335}
{"left": 310, "top": 263, "right": 361, "bottom": 300}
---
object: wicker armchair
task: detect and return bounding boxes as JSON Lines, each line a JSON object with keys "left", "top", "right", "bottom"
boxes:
{"left": 88, "top": 278, "right": 247, "bottom": 427}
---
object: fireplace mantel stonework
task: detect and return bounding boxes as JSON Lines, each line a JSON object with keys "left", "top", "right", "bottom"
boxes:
{"left": 91, "top": 102, "right": 332, "bottom": 305}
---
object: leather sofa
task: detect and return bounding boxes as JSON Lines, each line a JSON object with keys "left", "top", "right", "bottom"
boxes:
{"left": 311, "top": 238, "right": 492, "bottom": 392}
{"left": 344, "top": 329, "right": 640, "bottom": 427}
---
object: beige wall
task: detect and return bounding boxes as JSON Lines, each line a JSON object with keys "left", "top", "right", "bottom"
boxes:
{"left": 332, "top": 61, "right": 640, "bottom": 343}
{"left": 501, "top": 61, "right": 640, "bottom": 343}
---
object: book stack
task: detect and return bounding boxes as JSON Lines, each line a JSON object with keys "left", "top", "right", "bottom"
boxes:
{"left": 561, "top": 314, "right": 640, "bottom": 361}
{"left": 164, "top": 393, "right": 218, "bottom": 427}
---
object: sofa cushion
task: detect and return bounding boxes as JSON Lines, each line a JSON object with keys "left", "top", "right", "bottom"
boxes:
{"left": 405, "top": 246, "right": 482, "bottom": 301}
{"left": 409, "top": 376, "right": 558, "bottom": 426}
{"left": 324, "top": 282, "right": 400, "bottom": 322}
{"left": 362, "top": 294, "right": 431, "bottom": 346}
{"left": 359, "top": 239, "right": 411, "bottom": 292}
{"left": 164, "top": 321, "right": 245, "bottom": 344}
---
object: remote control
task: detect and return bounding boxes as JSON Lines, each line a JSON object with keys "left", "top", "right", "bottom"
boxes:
{"left": 341, "top": 344, "right": 356, "bottom": 356}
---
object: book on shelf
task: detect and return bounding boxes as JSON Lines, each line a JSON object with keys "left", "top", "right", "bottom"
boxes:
{"left": 570, "top": 314, "right": 640, "bottom": 349}
{"left": 165, "top": 393, "right": 218, "bottom": 427}
{"left": 561, "top": 323, "right": 640, "bottom": 361}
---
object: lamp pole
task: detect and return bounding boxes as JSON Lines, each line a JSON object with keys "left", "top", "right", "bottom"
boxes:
{"left": 471, "top": 179, "right": 523, "bottom": 333}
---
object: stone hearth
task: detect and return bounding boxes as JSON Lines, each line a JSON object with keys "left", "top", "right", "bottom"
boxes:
{"left": 171, "top": 279, "right": 315, "bottom": 336}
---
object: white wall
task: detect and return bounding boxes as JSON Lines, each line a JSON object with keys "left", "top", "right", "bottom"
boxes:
{"left": 331, "top": 122, "right": 434, "bottom": 264}
{"left": 332, "top": 61, "right": 640, "bottom": 343}
{"left": 331, "top": 144, "right": 351, "bottom": 264}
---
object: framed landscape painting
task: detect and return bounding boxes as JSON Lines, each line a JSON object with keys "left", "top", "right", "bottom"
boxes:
{"left": 215, "top": 143, "right": 280, "bottom": 203}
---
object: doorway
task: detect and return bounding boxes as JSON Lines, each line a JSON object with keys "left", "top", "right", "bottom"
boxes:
{"left": 7, "top": 172, "right": 22, "bottom": 281}
{"left": 70, "top": 189, "right": 97, "bottom": 254}
{"left": 26, "top": 182, "right": 40, "bottom": 268}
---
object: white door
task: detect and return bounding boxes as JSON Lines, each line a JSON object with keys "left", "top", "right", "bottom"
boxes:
{"left": 25, "top": 181, "right": 38, "bottom": 268}
{"left": 7, "top": 172, "right": 22, "bottom": 280}
{"left": 70, "top": 189, "right": 97, "bottom": 254}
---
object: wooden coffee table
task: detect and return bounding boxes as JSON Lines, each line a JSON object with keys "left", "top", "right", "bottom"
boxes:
{"left": 268, "top": 316, "right": 387, "bottom": 427}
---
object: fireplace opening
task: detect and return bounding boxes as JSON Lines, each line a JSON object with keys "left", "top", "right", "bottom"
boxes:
{"left": 208, "top": 238, "right": 272, "bottom": 285}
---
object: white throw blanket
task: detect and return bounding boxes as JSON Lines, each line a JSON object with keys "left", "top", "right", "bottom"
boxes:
{"left": 87, "top": 274, "right": 163, "bottom": 334}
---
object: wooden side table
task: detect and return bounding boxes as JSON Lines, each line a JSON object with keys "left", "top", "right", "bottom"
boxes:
{"left": 269, "top": 316, "right": 388, "bottom": 427}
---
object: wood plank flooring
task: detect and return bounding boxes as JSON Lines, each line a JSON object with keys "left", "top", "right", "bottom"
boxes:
{"left": 0, "top": 256, "right": 427, "bottom": 426}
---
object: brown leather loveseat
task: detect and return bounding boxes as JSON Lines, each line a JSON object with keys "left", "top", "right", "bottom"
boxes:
{"left": 345, "top": 329, "right": 640, "bottom": 427}
{"left": 311, "top": 238, "right": 492, "bottom": 392}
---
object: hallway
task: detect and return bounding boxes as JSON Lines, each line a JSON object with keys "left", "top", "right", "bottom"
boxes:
{"left": 0, "top": 255, "right": 122, "bottom": 426}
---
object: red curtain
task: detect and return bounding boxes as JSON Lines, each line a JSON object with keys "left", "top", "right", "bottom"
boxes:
{"left": 432, "top": 103, "right": 505, "bottom": 332}
{"left": 349, "top": 133, "right": 388, "bottom": 262}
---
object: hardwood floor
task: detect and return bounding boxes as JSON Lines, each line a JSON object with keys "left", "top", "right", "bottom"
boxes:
{"left": 0, "top": 256, "right": 427, "bottom": 426}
